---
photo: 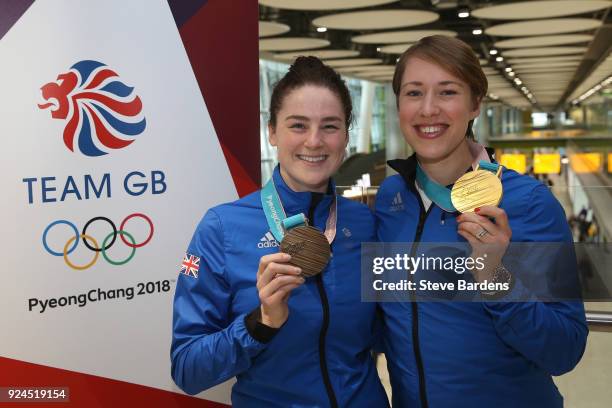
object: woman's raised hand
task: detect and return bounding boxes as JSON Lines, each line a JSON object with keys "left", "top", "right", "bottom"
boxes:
{"left": 257, "top": 253, "right": 305, "bottom": 328}
{"left": 456, "top": 205, "right": 512, "bottom": 282}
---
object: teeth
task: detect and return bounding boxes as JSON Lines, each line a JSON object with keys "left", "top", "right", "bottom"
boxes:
{"left": 298, "top": 155, "right": 327, "bottom": 163}
{"left": 419, "top": 126, "right": 444, "bottom": 133}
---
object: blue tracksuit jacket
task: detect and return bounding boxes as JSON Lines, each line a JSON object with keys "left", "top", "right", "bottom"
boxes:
{"left": 375, "top": 154, "right": 587, "bottom": 408}
{"left": 171, "top": 166, "right": 389, "bottom": 407}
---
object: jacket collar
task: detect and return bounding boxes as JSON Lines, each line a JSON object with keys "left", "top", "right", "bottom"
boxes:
{"left": 388, "top": 154, "right": 419, "bottom": 188}
{"left": 387, "top": 144, "right": 496, "bottom": 187}
{"left": 270, "top": 165, "right": 335, "bottom": 216}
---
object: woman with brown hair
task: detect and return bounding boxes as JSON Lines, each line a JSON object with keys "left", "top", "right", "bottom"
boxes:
{"left": 375, "top": 35, "right": 587, "bottom": 407}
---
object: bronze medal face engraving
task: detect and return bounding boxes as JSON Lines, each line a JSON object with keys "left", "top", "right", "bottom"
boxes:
{"left": 451, "top": 169, "right": 503, "bottom": 213}
{"left": 280, "top": 225, "right": 331, "bottom": 277}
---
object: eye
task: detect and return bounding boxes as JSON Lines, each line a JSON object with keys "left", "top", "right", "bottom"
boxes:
{"left": 289, "top": 122, "right": 306, "bottom": 130}
{"left": 323, "top": 124, "right": 340, "bottom": 130}
{"left": 405, "top": 90, "right": 421, "bottom": 97}
{"left": 440, "top": 89, "right": 458, "bottom": 96}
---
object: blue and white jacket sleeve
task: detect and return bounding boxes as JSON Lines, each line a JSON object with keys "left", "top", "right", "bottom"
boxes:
{"left": 484, "top": 184, "right": 588, "bottom": 376}
{"left": 170, "top": 209, "right": 266, "bottom": 395}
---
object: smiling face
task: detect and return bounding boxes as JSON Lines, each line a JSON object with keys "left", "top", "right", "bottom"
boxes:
{"left": 269, "top": 84, "right": 348, "bottom": 193}
{"left": 398, "top": 57, "right": 481, "bottom": 165}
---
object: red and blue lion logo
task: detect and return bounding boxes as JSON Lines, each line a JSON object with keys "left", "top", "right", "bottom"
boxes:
{"left": 38, "top": 60, "right": 146, "bottom": 157}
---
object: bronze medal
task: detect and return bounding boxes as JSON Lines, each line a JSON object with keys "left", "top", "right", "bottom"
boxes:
{"left": 451, "top": 168, "right": 503, "bottom": 213}
{"left": 280, "top": 225, "right": 331, "bottom": 277}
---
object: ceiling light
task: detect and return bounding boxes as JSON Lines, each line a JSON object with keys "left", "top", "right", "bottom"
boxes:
{"left": 472, "top": 28, "right": 482, "bottom": 35}
{"left": 376, "top": 47, "right": 381, "bottom": 52}
{"left": 505, "top": 67, "right": 512, "bottom": 72}
{"left": 317, "top": 27, "right": 327, "bottom": 33}
{"left": 514, "top": 78, "right": 522, "bottom": 85}
{"left": 508, "top": 72, "right": 515, "bottom": 77}
{"left": 489, "top": 49, "right": 498, "bottom": 55}
{"left": 496, "top": 56, "right": 503, "bottom": 62}
{"left": 458, "top": 10, "right": 470, "bottom": 18}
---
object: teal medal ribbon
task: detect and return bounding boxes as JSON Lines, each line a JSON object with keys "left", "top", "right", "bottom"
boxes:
{"left": 260, "top": 178, "right": 337, "bottom": 244}
{"left": 416, "top": 160, "right": 501, "bottom": 213}
{"left": 478, "top": 161, "right": 500, "bottom": 173}
{"left": 416, "top": 165, "right": 456, "bottom": 212}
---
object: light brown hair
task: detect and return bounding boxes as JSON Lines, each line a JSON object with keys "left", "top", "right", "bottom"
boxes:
{"left": 392, "top": 35, "right": 488, "bottom": 110}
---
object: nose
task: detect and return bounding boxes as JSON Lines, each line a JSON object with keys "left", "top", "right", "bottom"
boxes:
{"left": 303, "top": 128, "right": 324, "bottom": 149}
{"left": 420, "top": 92, "right": 440, "bottom": 117}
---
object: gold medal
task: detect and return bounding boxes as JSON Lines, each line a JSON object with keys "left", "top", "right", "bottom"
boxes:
{"left": 280, "top": 225, "right": 331, "bottom": 277}
{"left": 451, "top": 165, "right": 503, "bottom": 213}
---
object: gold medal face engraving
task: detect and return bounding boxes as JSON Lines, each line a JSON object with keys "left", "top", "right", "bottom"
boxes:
{"left": 451, "top": 169, "right": 503, "bottom": 213}
{"left": 280, "top": 226, "right": 331, "bottom": 277}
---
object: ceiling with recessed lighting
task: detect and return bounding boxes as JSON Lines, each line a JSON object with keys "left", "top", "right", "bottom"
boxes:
{"left": 259, "top": 0, "right": 612, "bottom": 110}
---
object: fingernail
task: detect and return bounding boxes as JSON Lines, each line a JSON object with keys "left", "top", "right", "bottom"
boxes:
{"left": 475, "top": 207, "right": 480, "bottom": 213}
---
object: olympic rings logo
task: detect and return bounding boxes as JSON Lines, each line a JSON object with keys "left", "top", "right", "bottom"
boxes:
{"left": 42, "top": 213, "right": 154, "bottom": 270}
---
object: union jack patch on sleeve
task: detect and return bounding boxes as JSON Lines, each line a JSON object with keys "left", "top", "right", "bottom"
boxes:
{"left": 180, "top": 253, "right": 200, "bottom": 278}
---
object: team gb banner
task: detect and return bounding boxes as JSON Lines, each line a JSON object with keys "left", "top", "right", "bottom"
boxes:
{"left": 0, "top": 0, "right": 257, "bottom": 406}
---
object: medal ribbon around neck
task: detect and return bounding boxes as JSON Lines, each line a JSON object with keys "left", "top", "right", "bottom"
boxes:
{"left": 260, "top": 178, "right": 337, "bottom": 245}
{"left": 416, "top": 156, "right": 502, "bottom": 213}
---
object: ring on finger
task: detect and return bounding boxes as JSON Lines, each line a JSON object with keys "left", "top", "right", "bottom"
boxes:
{"left": 476, "top": 229, "right": 488, "bottom": 239}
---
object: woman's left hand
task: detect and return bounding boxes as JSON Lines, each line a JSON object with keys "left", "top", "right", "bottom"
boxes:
{"left": 456, "top": 205, "right": 512, "bottom": 282}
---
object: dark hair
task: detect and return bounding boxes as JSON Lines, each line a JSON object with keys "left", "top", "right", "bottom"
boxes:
{"left": 392, "top": 35, "right": 488, "bottom": 138}
{"left": 269, "top": 56, "right": 352, "bottom": 131}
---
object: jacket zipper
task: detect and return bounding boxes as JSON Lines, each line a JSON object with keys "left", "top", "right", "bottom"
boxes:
{"left": 409, "top": 191, "right": 432, "bottom": 408}
{"left": 309, "top": 194, "right": 338, "bottom": 408}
